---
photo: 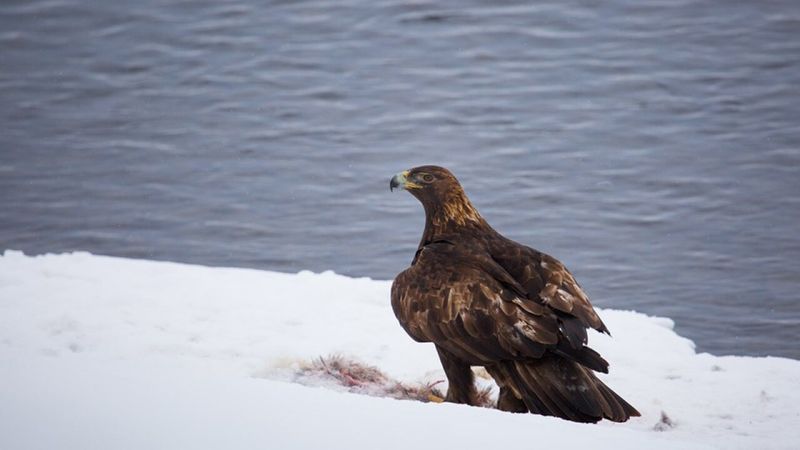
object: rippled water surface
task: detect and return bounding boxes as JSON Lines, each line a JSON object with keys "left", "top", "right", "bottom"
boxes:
{"left": 2, "top": 0, "right": 799, "bottom": 358}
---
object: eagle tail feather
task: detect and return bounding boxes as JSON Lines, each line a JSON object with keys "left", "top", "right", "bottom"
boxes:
{"left": 496, "top": 355, "right": 639, "bottom": 423}
{"left": 551, "top": 344, "right": 609, "bottom": 374}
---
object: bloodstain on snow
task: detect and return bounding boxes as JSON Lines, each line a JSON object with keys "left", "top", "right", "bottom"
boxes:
{"left": 290, "top": 354, "right": 494, "bottom": 407}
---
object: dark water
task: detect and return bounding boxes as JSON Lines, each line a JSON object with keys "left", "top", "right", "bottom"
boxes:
{"left": 2, "top": 0, "right": 799, "bottom": 359}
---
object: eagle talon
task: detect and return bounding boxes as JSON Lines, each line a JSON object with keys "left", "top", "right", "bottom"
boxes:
{"left": 427, "top": 394, "right": 445, "bottom": 403}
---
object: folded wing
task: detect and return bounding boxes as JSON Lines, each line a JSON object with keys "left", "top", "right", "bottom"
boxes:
{"left": 391, "top": 241, "right": 607, "bottom": 372}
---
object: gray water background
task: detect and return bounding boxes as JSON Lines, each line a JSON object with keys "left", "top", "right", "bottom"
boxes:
{"left": 2, "top": 0, "right": 799, "bottom": 359}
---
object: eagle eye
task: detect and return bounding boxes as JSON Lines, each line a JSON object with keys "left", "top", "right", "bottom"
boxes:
{"left": 422, "top": 174, "right": 435, "bottom": 183}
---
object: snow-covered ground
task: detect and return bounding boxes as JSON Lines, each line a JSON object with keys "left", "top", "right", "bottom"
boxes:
{"left": 1, "top": 251, "right": 798, "bottom": 449}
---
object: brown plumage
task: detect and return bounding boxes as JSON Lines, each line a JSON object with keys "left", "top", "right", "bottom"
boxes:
{"left": 389, "top": 165, "right": 639, "bottom": 423}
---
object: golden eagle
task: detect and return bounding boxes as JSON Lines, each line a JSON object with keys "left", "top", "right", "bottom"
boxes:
{"left": 389, "top": 166, "right": 639, "bottom": 423}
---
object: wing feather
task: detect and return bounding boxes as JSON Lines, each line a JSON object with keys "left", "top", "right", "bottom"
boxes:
{"left": 488, "top": 240, "right": 609, "bottom": 334}
{"left": 391, "top": 242, "right": 562, "bottom": 365}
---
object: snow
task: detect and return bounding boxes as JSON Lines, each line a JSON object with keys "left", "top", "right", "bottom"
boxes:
{"left": 1, "top": 250, "right": 798, "bottom": 450}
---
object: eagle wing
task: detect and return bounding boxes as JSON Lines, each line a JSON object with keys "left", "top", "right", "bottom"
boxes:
{"left": 391, "top": 241, "right": 606, "bottom": 371}
{"left": 487, "top": 237, "right": 610, "bottom": 342}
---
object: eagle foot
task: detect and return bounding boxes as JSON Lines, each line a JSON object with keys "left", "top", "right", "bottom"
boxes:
{"left": 427, "top": 393, "right": 445, "bottom": 403}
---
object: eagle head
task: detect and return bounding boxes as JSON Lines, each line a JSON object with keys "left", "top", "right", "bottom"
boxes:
{"left": 390, "top": 166, "right": 483, "bottom": 227}
{"left": 389, "top": 165, "right": 458, "bottom": 194}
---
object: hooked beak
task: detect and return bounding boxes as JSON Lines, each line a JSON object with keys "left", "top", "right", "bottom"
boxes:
{"left": 390, "top": 170, "right": 410, "bottom": 192}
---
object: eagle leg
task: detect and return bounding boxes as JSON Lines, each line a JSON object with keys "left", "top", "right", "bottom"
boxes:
{"left": 497, "top": 386, "right": 528, "bottom": 413}
{"left": 485, "top": 365, "right": 528, "bottom": 413}
{"left": 435, "top": 345, "right": 477, "bottom": 405}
